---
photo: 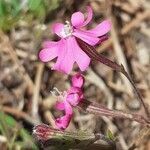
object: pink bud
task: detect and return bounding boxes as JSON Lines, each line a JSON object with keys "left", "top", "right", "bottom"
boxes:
{"left": 55, "top": 114, "right": 72, "bottom": 130}
{"left": 71, "top": 73, "right": 84, "bottom": 88}
{"left": 67, "top": 87, "right": 84, "bottom": 106}
{"left": 33, "top": 124, "right": 54, "bottom": 141}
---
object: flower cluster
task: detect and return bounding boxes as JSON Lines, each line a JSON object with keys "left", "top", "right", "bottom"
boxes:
{"left": 55, "top": 74, "right": 84, "bottom": 130}
{"left": 39, "top": 6, "right": 111, "bottom": 74}
{"left": 38, "top": 6, "right": 111, "bottom": 130}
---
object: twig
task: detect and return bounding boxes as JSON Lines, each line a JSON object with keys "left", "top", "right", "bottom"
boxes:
{"left": 129, "top": 127, "right": 150, "bottom": 150}
{"left": 0, "top": 135, "right": 7, "bottom": 143}
{"left": 44, "top": 111, "right": 56, "bottom": 127}
{"left": 111, "top": 16, "right": 133, "bottom": 95}
{"left": 118, "top": 133, "right": 128, "bottom": 150}
{"left": 121, "top": 10, "right": 150, "bottom": 35}
{"left": 86, "top": 69, "right": 114, "bottom": 109}
{"left": 102, "top": 116, "right": 128, "bottom": 149}
{"left": 113, "top": 1, "right": 140, "bottom": 15}
{"left": 0, "top": 30, "right": 34, "bottom": 93}
{"left": 16, "top": 49, "right": 37, "bottom": 61}
{"left": 97, "top": 38, "right": 112, "bottom": 53}
{"left": 95, "top": 11, "right": 150, "bottom": 53}
{"left": 121, "top": 67, "right": 150, "bottom": 118}
{"left": 1, "top": 106, "right": 37, "bottom": 125}
{"left": 41, "top": 96, "right": 58, "bottom": 109}
{"left": 32, "top": 63, "right": 44, "bottom": 122}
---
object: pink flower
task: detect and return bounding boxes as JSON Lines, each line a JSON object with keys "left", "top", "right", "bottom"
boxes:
{"left": 55, "top": 100, "right": 73, "bottom": 130}
{"left": 71, "top": 73, "right": 84, "bottom": 88}
{"left": 39, "top": 6, "right": 111, "bottom": 74}
{"left": 55, "top": 74, "right": 84, "bottom": 130}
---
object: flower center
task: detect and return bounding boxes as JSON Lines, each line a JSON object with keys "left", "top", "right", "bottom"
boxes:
{"left": 50, "top": 87, "right": 67, "bottom": 101}
{"left": 60, "top": 21, "right": 73, "bottom": 38}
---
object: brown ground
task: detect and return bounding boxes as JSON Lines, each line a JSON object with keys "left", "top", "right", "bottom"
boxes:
{"left": 0, "top": 0, "right": 150, "bottom": 149}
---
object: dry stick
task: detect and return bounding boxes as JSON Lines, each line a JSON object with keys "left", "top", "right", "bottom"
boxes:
{"left": 76, "top": 38, "right": 150, "bottom": 119}
{"left": 97, "top": 38, "right": 112, "bottom": 53}
{"left": 0, "top": 30, "right": 44, "bottom": 122}
{"left": 78, "top": 100, "right": 150, "bottom": 126}
{"left": 1, "top": 106, "right": 37, "bottom": 125}
{"left": 0, "top": 30, "right": 44, "bottom": 123}
{"left": 97, "top": 10, "right": 150, "bottom": 53}
{"left": 122, "top": 68, "right": 150, "bottom": 117}
{"left": 113, "top": 1, "right": 139, "bottom": 15}
{"left": 44, "top": 111, "right": 56, "bottom": 127}
{"left": 86, "top": 69, "right": 114, "bottom": 109}
{"left": 0, "top": 30, "right": 34, "bottom": 92}
{"left": 32, "top": 63, "right": 44, "bottom": 122}
{"left": 121, "top": 10, "right": 150, "bottom": 35}
{"left": 129, "top": 127, "right": 150, "bottom": 150}
{"left": 102, "top": 116, "right": 128, "bottom": 150}
{"left": 16, "top": 49, "right": 37, "bottom": 61}
{"left": 111, "top": 17, "right": 133, "bottom": 96}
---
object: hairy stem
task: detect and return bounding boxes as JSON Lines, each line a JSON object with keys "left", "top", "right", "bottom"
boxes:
{"left": 78, "top": 100, "right": 150, "bottom": 126}
{"left": 76, "top": 38, "right": 150, "bottom": 118}
{"left": 120, "top": 66, "right": 150, "bottom": 118}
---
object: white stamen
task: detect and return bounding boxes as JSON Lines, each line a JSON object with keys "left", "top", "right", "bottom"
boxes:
{"left": 50, "top": 87, "right": 62, "bottom": 97}
{"left": 60, "top": 21, "right": 73, "bottom": 38}
{"left": 50, "top": 87, "right": 67, "bottom": 101}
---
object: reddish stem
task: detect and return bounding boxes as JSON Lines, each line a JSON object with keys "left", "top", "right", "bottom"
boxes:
{"left": 76, "top": 38, "right": 150, "bottom": 119}
{"left": 78, "top": 100, "right": 150, "bottom": 126}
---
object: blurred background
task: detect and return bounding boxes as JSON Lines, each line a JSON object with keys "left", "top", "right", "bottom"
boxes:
{"left": 0, "top": 0, "right": 150, "bottom": 149}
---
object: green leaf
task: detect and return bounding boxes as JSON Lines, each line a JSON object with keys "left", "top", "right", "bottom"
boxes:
{"left": 44, "top": 0, "right": 60, "bottom": 12}
{"left": 0, "top": 112, "right": 16, "bottom": 127}
{"left": 11, "top": 0, "right": 21, "bottom": 16}
{"left": 106, "top": 129, "right": 116, "bottom": 141}
{"left": 0, "top": 0, "right": 6, "bottom": 16}
{"left": 0, "top": 112, "right": 38, "bottom": 149}
{"left": 28, "top": 0, "right": 42, "bottom": 11}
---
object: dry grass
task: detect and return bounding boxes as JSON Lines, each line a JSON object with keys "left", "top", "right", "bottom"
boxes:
{"left": 0, "top": 0, "right": 150, "bottom": 149}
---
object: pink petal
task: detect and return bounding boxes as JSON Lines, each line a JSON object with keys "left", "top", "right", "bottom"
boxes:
{"left": 66, "top": 87, "right": 84, "bottom": 106}
{"left": 56, "top": 96, "right": 73, "bottom": 114}
{"left": 51, "top": 23, "right": 64, "bottom": 37}
{"left": 67, "top": 93, "right": 81, "bottom": 107}
{"left": 42, "top": 41, "right": 57, "bottom": 48}
{"left": 39, "top": 46, "right": 58, "bottom": 62}
{"left": 79, "top": 6, "right": 93, "bottom": 27}
{"left": 88, "top": 20, "right": 111, "bottom": 37}
{"left": 68, "top": 37, "right": 90, "bottom": 71}
{"left": 55, "top": 114, "right": 72, "bottom": 130}
{"left": 71, "top": 12, "right": 84, "bottom": 27}
{"left": 73, "top": 29, "right": 99, "bottom": 46}
{"left": 55, "top": 100, "right": 73, "bottom": 130}
{"left": 71, "top": 73, "right": 84, "bottom": 88}
{"left": 55, "top": 101, "right": 65, "bottom": 110}
{"left": 52, "top": 39, "right": 75, "bottom": 74}
{"left": 64, "top": 100, "right": 73, "bottom": 115}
